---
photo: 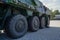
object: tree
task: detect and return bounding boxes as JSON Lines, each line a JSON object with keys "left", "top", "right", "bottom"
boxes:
{"left": 53, "top": 10, "right": 60, "bottom": 15}
{"left": 50, "top": 10, "right": 60, "bottom": 19}
{"left": 50, "top": 10, "right": 54, "bottom": 19}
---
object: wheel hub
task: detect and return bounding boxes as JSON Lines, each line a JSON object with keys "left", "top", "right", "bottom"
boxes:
{"left": 41, "top": 17, "right": 46, "bottom": 27}
{"left": 15, "top": 20, "right": 24, "bottom": 32}
{"left": 33, "top": 19, "right": 39, "bottom": 28}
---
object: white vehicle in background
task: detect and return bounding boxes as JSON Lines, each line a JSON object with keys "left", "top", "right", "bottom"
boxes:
{"left": 54, "top": 15, "right": 60, "bottom": 20}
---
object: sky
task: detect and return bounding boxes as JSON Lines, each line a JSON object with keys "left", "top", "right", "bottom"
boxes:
{"left": 39, "top": 0, "right": 60, "bottom": 11}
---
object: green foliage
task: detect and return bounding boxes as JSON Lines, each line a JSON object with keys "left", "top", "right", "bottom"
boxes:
{"left": 53, "top": 10, "right": 60, "bottom": 15}
{"left": 31, "top": 0, "right": 37, "bottom": 6}
{"left": 50, "top": 10, "right": 60, "bottom": 19}
{"left": 50, "top": 10, "right": 54, "bottom": 19}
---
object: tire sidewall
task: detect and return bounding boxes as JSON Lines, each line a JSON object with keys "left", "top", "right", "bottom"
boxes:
{"left": 5, "top": 15, "right": 28, "bottom": 38}
{"left": 29, "top": 16, "right": 40, "bottom": 31}
{"left": 40, "top": 15, "right": 50, "bottom": 28}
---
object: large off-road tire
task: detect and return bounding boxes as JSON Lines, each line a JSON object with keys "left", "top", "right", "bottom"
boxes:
{"left": 40, "top": 16, "right": 50, "bottom": 28}
{"left": 28, "top": 16, "right": 40, "bottom": 32}
{"left": 5, "top": 15, "right": 28, "bottom": 39}
{"left": 45, "top": 16, "right": 50, "bottom": 28}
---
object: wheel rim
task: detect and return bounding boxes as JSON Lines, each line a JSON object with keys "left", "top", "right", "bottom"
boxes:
{"left": 15, "top": 20, "right": 25, "bottom": 33}
{"left": 33, "top": 19, "right": 38, "bottom": 28}
{"left": 32, "top": 17, "right": 39, "bottom": 30}
{"left": 41, "top": 17, "right": 46, "bottom": 28}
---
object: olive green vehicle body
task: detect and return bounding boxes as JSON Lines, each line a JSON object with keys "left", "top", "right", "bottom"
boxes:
{"left": 0, "top": 0, "right": 50, "bottom": 30}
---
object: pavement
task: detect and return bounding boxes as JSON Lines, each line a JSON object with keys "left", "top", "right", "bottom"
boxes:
{"left": 0, "top": 20, "right": 60, "bottom": 40}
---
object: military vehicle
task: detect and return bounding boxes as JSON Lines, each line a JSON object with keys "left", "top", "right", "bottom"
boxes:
{"left": 0, "top": 0, "right": 50, "bottom": 39}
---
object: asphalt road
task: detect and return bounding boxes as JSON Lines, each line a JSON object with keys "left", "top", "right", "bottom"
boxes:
{"left": 0, "top": 20, "right": 60, "bottom": 40}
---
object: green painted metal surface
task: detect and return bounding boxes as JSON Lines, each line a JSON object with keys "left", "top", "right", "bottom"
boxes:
{"left": 0, "top": 0, "right": 43, "bottom": 11}
{"left": 0, "top": 0, "right": 51, "bottom": 14}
